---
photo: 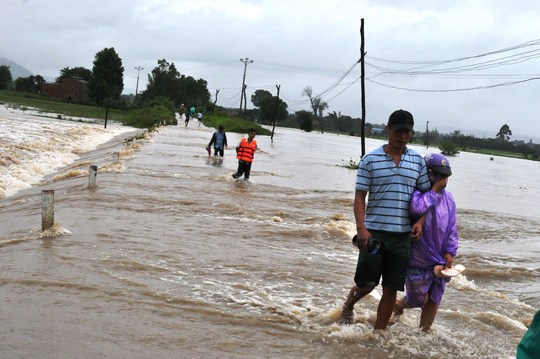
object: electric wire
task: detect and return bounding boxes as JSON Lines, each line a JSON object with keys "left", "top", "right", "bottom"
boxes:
{"left": 366, "top": 39, "right": 540, "bottom": 66}
{"left": 367, "top": 76, "right": 540, "bottom": 92}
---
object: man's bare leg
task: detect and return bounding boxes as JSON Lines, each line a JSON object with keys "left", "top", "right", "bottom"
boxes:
{"left": 374, "top": 286, "right": 397, "bottom": 329}
{"left": 339, "top": 285, "right": 374, "bottom": 324}
{"left": 419, "top": 298, "right": 438, "bottom": 331}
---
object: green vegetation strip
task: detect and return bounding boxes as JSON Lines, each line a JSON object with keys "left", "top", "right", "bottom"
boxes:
{"left": 202, "top": 114, "right": 271, "bottom": 135}
{"left": 0, "top": 91, "right": 129, "bottom": 123}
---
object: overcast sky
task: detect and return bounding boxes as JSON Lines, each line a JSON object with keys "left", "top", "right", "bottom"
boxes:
{"left": 2, "top": 0, "right": 539, "bottom": 140}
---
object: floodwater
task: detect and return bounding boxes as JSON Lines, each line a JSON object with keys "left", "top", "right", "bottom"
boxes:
{"left": 1, "top": 105, "right": 539, "bottom": 358}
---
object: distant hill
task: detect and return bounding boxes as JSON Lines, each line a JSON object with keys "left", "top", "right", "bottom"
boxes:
{"left": 0, "top": 57, "right": 34, "bottom": 79}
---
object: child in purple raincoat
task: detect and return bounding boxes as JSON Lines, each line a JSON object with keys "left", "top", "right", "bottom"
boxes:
{"left": 394, "top": 153, "right": 458, "bottom": 331}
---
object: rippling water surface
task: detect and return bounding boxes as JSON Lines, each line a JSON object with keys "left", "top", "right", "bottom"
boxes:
{"left": 1, "top": 106, "right": 539, "bottom": 358}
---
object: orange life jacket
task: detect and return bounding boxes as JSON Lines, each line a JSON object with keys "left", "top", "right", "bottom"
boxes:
{"left": 237, "top": 138, "right": 257, "bottom": 162}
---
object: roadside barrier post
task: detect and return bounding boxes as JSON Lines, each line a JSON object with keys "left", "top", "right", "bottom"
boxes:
{"left": 88, "top": 165, "right": 98, "bottom": 188}
{"left": 41, "top": 190, "right": 54, "bottom": 231}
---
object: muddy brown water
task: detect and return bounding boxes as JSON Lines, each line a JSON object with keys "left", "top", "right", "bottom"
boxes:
{"left": 1, "top": 109, "right": 539, "bottom": 358}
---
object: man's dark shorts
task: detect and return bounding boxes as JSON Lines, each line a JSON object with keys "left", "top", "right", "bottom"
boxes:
{"left": 354, "top": 230, "right": 411, "bottom": 291}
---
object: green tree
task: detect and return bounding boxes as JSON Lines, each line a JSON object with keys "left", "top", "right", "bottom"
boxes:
{"left": 177, "top": 75, "right": 210, "bottom": 109}
{"left": 0, "top": 65, "right": 13, "bottom": 90}
{"left": 496, "top": 124, "right": 512, "bottom": 141}
{"left": 88, "top": 47, "right": 124, "bottom": 104}
{"left": 56, "top": 66, "right": 93, "bottom": 83}
{"left": 250, "top": 89, "right": 288, "bottom": 124}
{"left": 251, "top": 89, "right": 273, "bottom": 109}
{"left": 142, "top": 59, "right": 210, "bottom": 109}
{"left": 14, "top": 75, "right": 45, "bottom": 93}
{"left": 143, "top": 59, "right": 181, "bottom": 101}
{"left": 296, "top": 110, "right": 313, "bottom": 132}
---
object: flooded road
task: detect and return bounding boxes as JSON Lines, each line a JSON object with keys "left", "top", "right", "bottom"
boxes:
{"left": 1, "top": 106, "right": 539, "bottom": 358}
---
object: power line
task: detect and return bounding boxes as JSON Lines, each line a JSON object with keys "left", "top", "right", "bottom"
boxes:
{"left": 367, "top": 76, "right": 540, "bottom": 92}
{"left": 177, "top": 60, "right": 239, "bottom": 70}
{"left": 316, "top": 60, "right": 359, "bottom": 98}
{"left": 365, "top": 49, "right": 540, "bottom": 75}
{"left": 366, "top": 38, "right": 540, "bottom": 66}
{"left": 253, "top": 59, "right": 346, "bottom": 74}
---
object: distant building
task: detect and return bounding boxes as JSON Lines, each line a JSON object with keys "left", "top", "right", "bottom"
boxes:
{"left": 40, "top": 77, "right": 89, "bottom": 102}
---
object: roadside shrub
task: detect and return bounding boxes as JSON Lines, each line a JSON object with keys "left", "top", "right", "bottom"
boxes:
{"left": 439, "top": 141, "right": 460, "bottom": 156}
{"left": 203, "top": 114, "right": 271, "bottom": 135}
{"left": 341, "top": 157, "right": 360, "bottom": 169}
{"left": 143, "top": 96, "right": 176, "bottom": 112}
{"left": 122, "top": 106, "right": 173, "bottom": 130}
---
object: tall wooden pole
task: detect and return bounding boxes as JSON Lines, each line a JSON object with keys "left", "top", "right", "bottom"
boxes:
{"left": 239, "top": 58, "right": 253, "bottom": 115}
{"left": 360, "top": 18, "right": 366, "bottom": 157}
{"left": 243, "top": 85, "right": 248, "bottom": 120}
{"left": 212, "top": 89, "right": 220, "bottom": 113}
{"left": 134, "top": 66, "right": 143, "bottom": 103}
{"left": 271, "top": 84, "right": 281, "bottom": 140}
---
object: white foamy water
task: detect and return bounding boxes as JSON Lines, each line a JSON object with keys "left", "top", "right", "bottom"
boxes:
{"left": 0, "top": 105, "right": 135, "bottom": 198}
{"left": 0, "top": 110, "right": 538, "bottom": 358}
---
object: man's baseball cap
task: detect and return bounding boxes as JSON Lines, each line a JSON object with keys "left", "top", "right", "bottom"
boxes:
{"left": 388, "top": 109, "right": 414, "bottom": 131}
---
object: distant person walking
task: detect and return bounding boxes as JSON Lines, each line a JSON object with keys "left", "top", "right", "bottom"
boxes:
{"left": 190, "top": 106, "right": 195, "bottom": 119}
{"left": 198, "top": 112, "right": 203, "bottom": 127}
{"left": 207, "top": 125, "right": 228, "bottom": 157}
{"left": 232, "top": 129, "right": 258, "bottom": 180}
{"left": 339, "top": 109, "right": 431, "bottom": 330}
{"left": 184, "top": 111, "right": 190, "bottom": 127}
{"left": 179, "top": 103, "right": 185, "bottom": 125}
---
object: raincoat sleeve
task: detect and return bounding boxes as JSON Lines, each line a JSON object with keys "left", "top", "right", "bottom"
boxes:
{"left": 223, "top": 133, "right": 228, "bottom": 147}
{"left": 409, "top": 188, "right": 437, "bottom": 218}
{"left": 444, "top": 192, "right": 459, "bottom": 257}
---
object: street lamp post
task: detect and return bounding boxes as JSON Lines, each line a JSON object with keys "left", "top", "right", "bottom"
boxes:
{"left": 239, "top": 58, "right": 253, "bottom": 115}
{"left": 134, "top": 66, "right": 143, "bottom": 103}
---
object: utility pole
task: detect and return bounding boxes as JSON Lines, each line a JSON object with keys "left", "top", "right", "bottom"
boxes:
{"left": 360, "top": 18, "right": 366, "bottom": 157}
{"left": 243, "top": 85, "right": 248, "bottom": 120}
{"left": 239, "top": 58, "right": 253, "bottom": 115}
{"left": 134, "top": 66, "right": 143, "bottom": 103}
{"left": 426, "top": 121, "right": 429, "bottom": 148}
{"left": 271, "top": 84, "right": 281, "bottom": 140}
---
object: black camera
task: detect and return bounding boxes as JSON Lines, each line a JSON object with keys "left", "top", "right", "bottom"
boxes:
{"left": 352, "top": 235, "right": 384, "bottom": 254}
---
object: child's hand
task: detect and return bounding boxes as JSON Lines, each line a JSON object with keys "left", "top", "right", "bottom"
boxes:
{"left": 443, "top": 253, "right": 454, "bottom": 270}
{"left": 432, "top": 178, "right": 448, "bottom": 193}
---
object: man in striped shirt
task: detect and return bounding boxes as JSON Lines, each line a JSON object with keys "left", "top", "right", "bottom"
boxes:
{"left": 340, "top": 109, "right": 431, "bottom": 330}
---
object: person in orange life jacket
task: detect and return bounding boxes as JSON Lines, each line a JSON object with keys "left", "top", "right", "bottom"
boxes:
{"left": 232, "top": 129, "right": 258, "bottom": 180}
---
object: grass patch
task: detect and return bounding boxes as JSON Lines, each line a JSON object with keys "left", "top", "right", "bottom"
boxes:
{"left": 124, "top": 106, "right": 174, "bottom": 130}
{"left": 0, "top": 90, "right": 129, "bottom": 123}
{"left": 202, "top": 114, "right": 271, "bottom": 136}
{"left": 340, "top": 157, "right": 360, "bottom": 169}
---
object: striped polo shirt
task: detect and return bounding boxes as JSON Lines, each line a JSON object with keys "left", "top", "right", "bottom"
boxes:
{"left": 355, "top": 145, "right": 430, "bottom": 233}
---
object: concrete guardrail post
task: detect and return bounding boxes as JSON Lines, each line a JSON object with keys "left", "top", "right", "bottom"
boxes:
{"left": 41, "top": 190, "right": 54, "bottom": 231}
{"left": 88, "top": 165, "right": 98, "bottom": 188}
